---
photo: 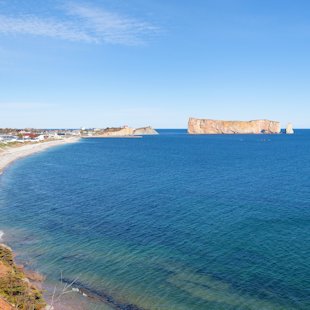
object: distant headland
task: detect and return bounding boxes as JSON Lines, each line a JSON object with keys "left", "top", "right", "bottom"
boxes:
{"left": 188, "top": 118, "right": 293, "bottom": 134}
{"left": 81, "top": 126, "right": 158, "bottom": 138}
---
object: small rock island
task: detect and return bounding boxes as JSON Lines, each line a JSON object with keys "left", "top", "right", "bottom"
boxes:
{"left": 285, "top": 123, "right": 294, "bottom": 134}
{"left": 188, "top": 118, "right": 281, "bottom": 134}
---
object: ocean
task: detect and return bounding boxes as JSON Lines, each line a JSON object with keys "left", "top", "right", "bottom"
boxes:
{"left": 0, "top": 130, "right": 309, "bottom": 309}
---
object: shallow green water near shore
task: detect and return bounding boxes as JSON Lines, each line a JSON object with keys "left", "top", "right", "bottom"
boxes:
{"left": 0, "top": 130, "right": 310, "bottom": 309}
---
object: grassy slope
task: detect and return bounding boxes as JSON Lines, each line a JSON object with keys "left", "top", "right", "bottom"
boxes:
{"left": 0, "top": 244, "right": 46, "bottom": 309}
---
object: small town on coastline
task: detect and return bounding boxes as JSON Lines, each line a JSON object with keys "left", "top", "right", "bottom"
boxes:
{"left": 0, "top": 128, "right": 80, "bottom": 143}
{"left": 0, "top": 126, "right": 159, "bottom": 144}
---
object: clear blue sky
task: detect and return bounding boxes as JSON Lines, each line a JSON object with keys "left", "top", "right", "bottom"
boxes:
{"left": 1, "top": 0, "right": 310, "bottom": 128}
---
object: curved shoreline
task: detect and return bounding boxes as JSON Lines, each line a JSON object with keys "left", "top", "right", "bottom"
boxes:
{"left": 0, "top": 137, "right": 80, "bottom": 175}
{"left": 0, "top": 137, "right": 137, "bottom": 310}
{"left": 0, "top": 137, "right": 80, "bottom": 309}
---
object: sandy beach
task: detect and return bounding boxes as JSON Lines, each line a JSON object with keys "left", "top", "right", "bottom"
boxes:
{"left": 0, "top": 137, "right": 84, "bottom": 309}
{"left": 0, "top": 138, "right": 80, "bottom": 174}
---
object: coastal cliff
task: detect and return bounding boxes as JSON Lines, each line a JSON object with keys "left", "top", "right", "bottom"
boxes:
{"left": 101, "top": 126, "right": 134, "bottom": 137}
{"left": 83, "top": 126, "right": 158, "bottom": 137}
{"left": 133, "top": 126, "right": 158, "bottom": 135}
{"left": 0, "top": 244, "right": 46, "bottom": 309}
{"left": 188, "top": 118, "right": 281, "bottom": 134}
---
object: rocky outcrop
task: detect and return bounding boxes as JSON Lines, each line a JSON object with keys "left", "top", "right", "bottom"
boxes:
{"left": 188, "top": 118, "right": 281, "bottom": 134}
{"left": 87, "top": 126, "right": 158, "bottom": 137}
{"left": 133, "top": 126, "right": 158, "bottom": 135}
{"left": 285, "top": 123, "right": 294, "bottom": 134}
{"left": 101, "top": 126, "right": 134, "bottom": 137}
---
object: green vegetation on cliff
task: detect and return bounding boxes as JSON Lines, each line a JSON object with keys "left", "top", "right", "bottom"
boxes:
{"left": 0, "top": 244, "right": 46, "bottom": 309}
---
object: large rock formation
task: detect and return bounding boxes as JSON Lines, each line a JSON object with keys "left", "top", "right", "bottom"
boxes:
{"left": 133, "top": 126, "right": 158, "bottom": 135}
{"left": 100, "top": 126, "right": 134, "bottom": 137}
{"left": 188, "top": 118, "right": 281, "bottom": 134}
{"left": 285, "top": 123, "right": 294, "bottom": 134}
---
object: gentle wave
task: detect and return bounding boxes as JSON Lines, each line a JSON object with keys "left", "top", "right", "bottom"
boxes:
{"left": 0, "top": 230, "right": 4, "bottom": 241}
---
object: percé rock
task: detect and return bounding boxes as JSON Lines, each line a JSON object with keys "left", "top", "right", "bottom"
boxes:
{"left": 285, "top": 123, "right": 294, "bottom": 134}
{"left": 133, "top": 126, "right": 158, "bottom": 135}
{"left": 188, "top": 118, "right": 281, "bottom": 134}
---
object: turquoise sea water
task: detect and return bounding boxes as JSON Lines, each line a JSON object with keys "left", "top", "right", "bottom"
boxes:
{"left": 0, "top": 130, "right": 310, "bottom": 309}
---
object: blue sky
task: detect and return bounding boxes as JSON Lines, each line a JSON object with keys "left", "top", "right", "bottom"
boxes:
{"left": 1, "top": 0, "right": 310, "bottom": 128}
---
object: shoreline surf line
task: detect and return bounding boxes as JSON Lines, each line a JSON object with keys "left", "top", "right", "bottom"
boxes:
{"left": 0, "top": 137, "right": 80, "bottom": 175}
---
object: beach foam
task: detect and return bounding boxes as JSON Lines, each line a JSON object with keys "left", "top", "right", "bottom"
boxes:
{"left": 0, "top": 230, "right": 3, "bottom": 241}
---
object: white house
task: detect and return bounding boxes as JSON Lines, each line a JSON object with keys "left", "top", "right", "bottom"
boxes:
{"left": 0, "top": 135, "right": 18, "bottom": 142}
{"left": 34, "top": 135, "right": 45, "bottom": 141}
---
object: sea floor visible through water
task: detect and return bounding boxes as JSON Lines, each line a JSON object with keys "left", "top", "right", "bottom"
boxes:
{"left": 0, "top": 130, "right": 309, "bottom": 309}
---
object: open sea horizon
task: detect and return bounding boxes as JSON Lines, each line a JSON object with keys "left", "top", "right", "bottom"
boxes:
{"left": 0, "top": 129, "right": 309, "bottom": 309}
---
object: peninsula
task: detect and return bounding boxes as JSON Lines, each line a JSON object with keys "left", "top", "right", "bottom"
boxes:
{"left": 81, "top": 125, "right": 158, "bottom": 137}
{"left": 188, "top": 118, "right": 281, "bottom": 134}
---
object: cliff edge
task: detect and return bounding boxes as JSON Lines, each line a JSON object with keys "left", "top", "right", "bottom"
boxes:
{"left": 188, "top": 118, "right": 281, "bottom": 134}
{"left": 0, "top": 244, "right": 46, "bottom": 309}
